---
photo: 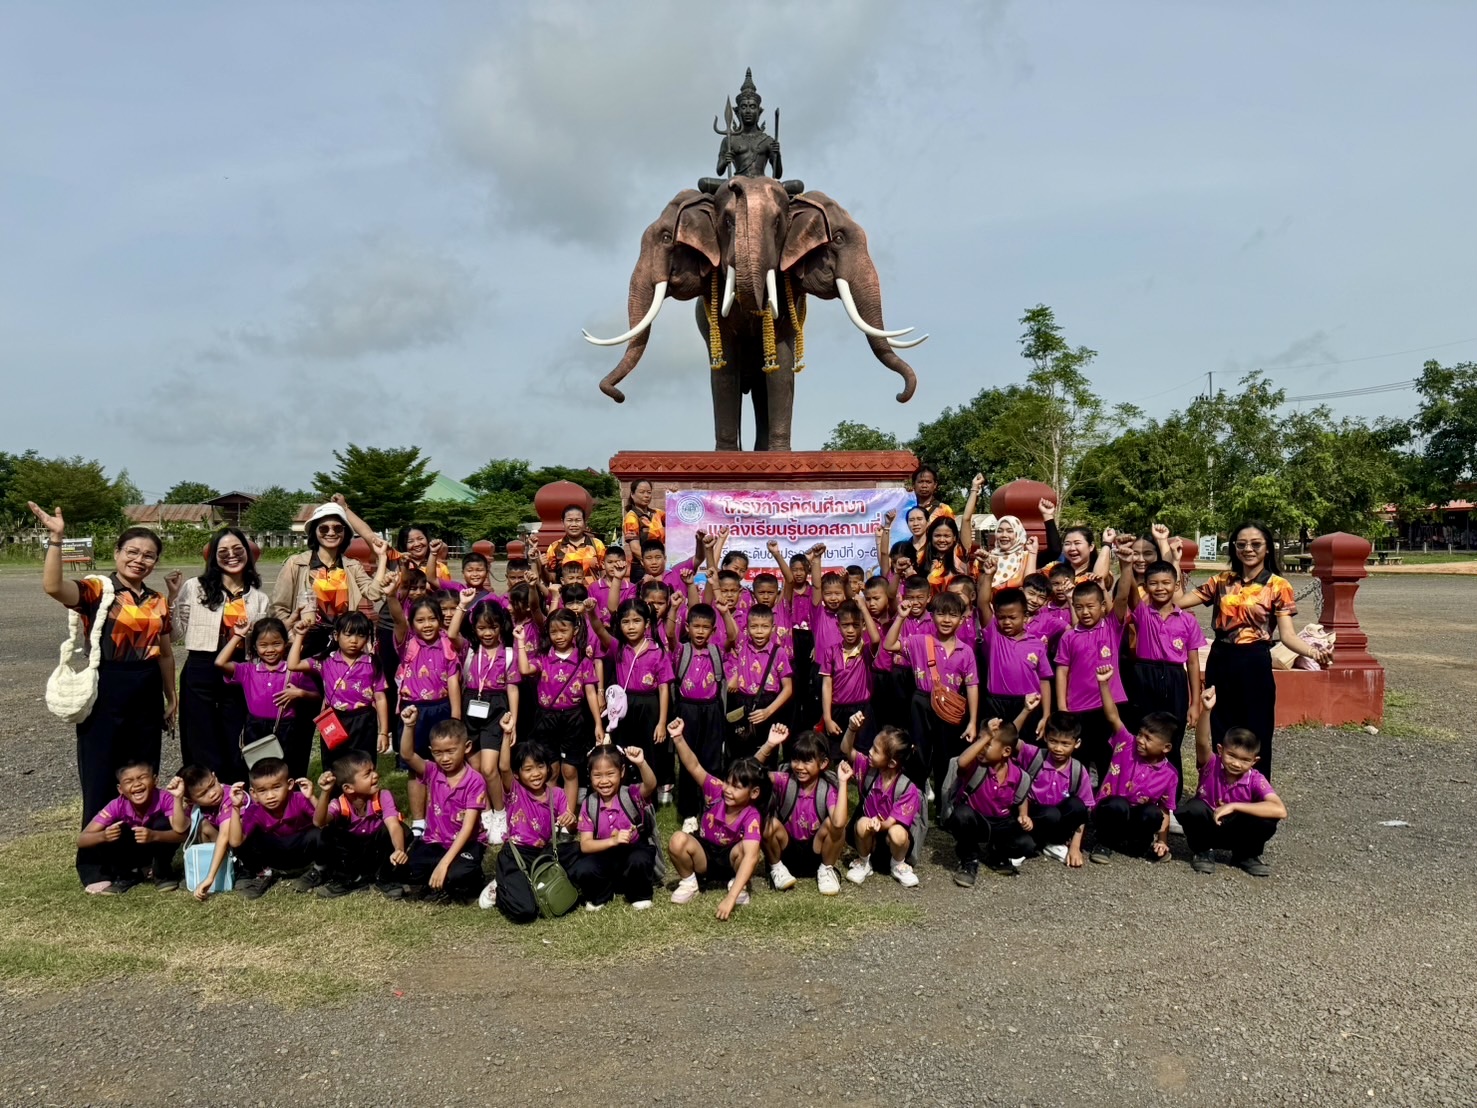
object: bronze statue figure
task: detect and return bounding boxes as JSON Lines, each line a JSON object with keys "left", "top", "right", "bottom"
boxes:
{"left": 583, "top": 69, "right": 927, "bottom": 452}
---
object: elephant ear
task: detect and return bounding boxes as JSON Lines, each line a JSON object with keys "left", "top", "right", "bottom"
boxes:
{"left": 675, "top": 197, "right": 719, "bottom": 268}
{"left": 782, "top": 196, "right": 832, "bottom": 272}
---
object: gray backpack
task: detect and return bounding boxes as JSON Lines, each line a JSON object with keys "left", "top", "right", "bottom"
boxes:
{"left": 937, "top": 756, "right": 1034, "bottom": 825}
{"left": 858, "top": 767, "right": 927, "bottom": 865}
{"left": 677, "top": 642, "right": 726, "bottom": 711}
{"left": 773, "top": 769, "right": 838, "bottom": 831}
{"left": 581, "top": 789, "right": 666, "bottom": 882}
{"left": 1024, "top": 746, "right": 1084, "bottom": 801}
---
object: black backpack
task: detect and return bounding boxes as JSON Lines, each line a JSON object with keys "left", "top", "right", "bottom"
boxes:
{"left": 1025, "top": 746, "right": 1084, "bottom": 799}
{"left": 676, "top": 642, "right": 727, "bottom": 710}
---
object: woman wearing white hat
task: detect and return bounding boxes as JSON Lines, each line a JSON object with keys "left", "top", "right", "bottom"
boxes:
{"left": 269, "top": 502, "right": 388, "bottom": 645}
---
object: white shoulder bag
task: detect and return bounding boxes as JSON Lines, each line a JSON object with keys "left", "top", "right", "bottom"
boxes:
{"left": 46, "top": 574, "right": 115, "bottom": 723}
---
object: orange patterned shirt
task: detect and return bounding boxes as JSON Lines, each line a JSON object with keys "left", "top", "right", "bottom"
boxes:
{"left": 1194, "top": 569, "right": 1296, "bottom": 645}
{"left": 70, "top": 575, "right": 172, "bottom": 662}
{"left": 545, "top": 536, "right": 607, "bottom": 581}
{"left": 623, "top": 507, "right": 665, "bottom": 545}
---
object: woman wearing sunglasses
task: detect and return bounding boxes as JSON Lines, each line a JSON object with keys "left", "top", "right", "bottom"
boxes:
{"left": 270, "top": 503, "right": 388, "bottom": 653}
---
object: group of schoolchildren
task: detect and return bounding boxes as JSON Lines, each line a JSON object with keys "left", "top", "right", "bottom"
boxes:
{"left": 81, "top": 502, "right": 1287, "bottom": 923}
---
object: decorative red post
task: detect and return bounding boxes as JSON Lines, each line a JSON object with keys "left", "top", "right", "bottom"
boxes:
{"left": 532, "top": 480, "right": 593, "bottom": 553}
{"left": 1310, "top": 532, "right": 1378, "bottom": 669}
{"left": 471, "top": 539, "right": 495, "bottom": 561}
{"left": 991, "top": 479, "right": 1058, "bottom": 550}
{"left": 506, "top": 539, "right": 526, "bottom": 562}
{"left": 1175, "top": 537, "right": 1198, "bottom": 579}
{"left": 345, "top": 537, "right": 375, "bottom": 571}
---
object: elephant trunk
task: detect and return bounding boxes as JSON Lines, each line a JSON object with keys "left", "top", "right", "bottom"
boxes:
{"left": 838, "top": 262, "right": 918, "bottom": 403}
{"left": 598, "top": 277, "right": 662, "bottom": 403}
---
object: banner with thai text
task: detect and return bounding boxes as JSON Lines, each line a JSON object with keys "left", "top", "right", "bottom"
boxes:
{"left": 664, "top": 488, "right": 915, "bottom": 576}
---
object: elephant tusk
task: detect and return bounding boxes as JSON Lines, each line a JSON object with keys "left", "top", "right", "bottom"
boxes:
{"left": 582, "top": 282, "right": 668, "bottom": 346}
{"left": 765, "top": 268, "right": 779, "bottom": 320}
{"left": 836, "top": 278, "right": 914, "bottom": 339}
{"left": 720, "top": 266, "right": 736, "bottom": 318}
{"left": 887, "top": 333, "right": 930, "bottom": 350}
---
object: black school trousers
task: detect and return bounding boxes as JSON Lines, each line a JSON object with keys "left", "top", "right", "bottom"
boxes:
{"left": 235, "top": 828, "right": 322, "bottom": 876}
{"left": 944, "top": 805, "right": 1034, "bottom": 866}
{"left": 1125, "top": 658, "right": 1191, "bottom": 796}
{"left": 86, "top": 813, "right": 178, "bottom": 883}
{"left": 1026, "top": 796, "right": 1090, "bottom": 848}
{"left": 676, "top": 696, "right": 725, "bottom": 818}
{"left": 319, "top": 822, "right": 399, "bottom": 883}
{"left": 1178, "top": 797, "right": 1278, "bottom": 860}
{"left": 1092, "top": 797, "right": 1165, "bottom": 857}
{"left": 568, "top": 841, "right": 658, "bottom": 905}
{"left": 495, "top": 839, "right": 581, "bottom": 924}
{"left": 908, "top": 692, "right": 962, "bottom": 795}
{"left": 75, "top": 661, "right": 164, "bottom": 886}
{"left": 1204, "top": 640, "right": 1276, "bottom": 779}
{"left": 404, "top": 837, "right": 486, "bottom": 901}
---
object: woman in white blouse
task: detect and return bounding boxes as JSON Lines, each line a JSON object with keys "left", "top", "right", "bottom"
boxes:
{"left": 172, "top": 528, "right": 272, "bottom": 780}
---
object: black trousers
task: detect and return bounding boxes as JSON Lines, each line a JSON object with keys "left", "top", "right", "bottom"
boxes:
{"left": 494, "top": 839, "right": 581, "bottom": 924}
{"left": 235, "top": 828, "right": 322, "bottom": 876}
{"left": 790, "top": 628, "right": 818, "bottom": 731}
{"left": 1092, "top": 796, "right": 1164, "bottom": 857}
{"left": 568, "top": 840, "right": 658, "bottom": 905}
{"left": 983, "top": 692, "right": 1031, "bottom": 732}
{"left": 1178, "top": 797, "right": 1278, "bottom": 859}
{"left": 324, "top": 706, "right": 380, "bottom": 769}
{"left": 1205, "top": 641, "right": 1276, "bottom": 778}
{"left": 827, "top": 699, "right": 869, "bottom": 763}
{"left": 319, "top": 822, "right": 398, "bottom": 883}
{"left": 1125, "top": 658, "right": 1191, "bottom": 795}
{"left": 404, "top": 837, "right": 486, "bottom": 901}
{"left": 908, "top": 692, "right": 961, "bottom": 794}
{"left": 675, "top": 697, "right": 725, "bottom": 818}
{"left": 609, "top": 691, "right": 663, "bottom": 783}
{"left": 1026, "top": 796, "right": 1090, "bottom": 848}
{"left": 1072, "top": 706, "right": 1125, "bottom": 782}
{"left": 178, "top": 650, "right": 249, "bottom": 783}
{"left": 944, "top": 805, "right": 1033, "bottom": 866}
{"left": 86, "top": 813, "right": 177, "bottom": 883}
{"left": 725, "top": 692, "right": 784, "bottom": 761}
{"left": 282, "top": 699, "right": 319, "bottom": 778}
{"left": 76, "top": 661, "right": 164, "bottom": 886}
{"left": 462, "top": 689, "right": 510, "bottom": 752}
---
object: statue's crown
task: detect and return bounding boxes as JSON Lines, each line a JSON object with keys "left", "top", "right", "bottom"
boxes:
{"left": 737, "top": 67, "right": 761, "bottom": 105}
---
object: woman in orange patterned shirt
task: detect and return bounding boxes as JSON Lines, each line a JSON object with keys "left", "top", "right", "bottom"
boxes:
{"left": 30, "top": 503, "right": 179, "bottom": 892}
{"left": 1174, "top": 521, "right": 1332, "bottom": 779}
{"left": 622, "top": 479, "right": 665, "bottom": 579}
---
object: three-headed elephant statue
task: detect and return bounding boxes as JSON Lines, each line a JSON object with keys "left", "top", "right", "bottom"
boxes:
{"left": 585, "top": 178, "right": 924, "bottom": 451}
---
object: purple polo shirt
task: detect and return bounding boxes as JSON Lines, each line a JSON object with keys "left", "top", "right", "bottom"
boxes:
{"left": 94, "top": 788, "right": 175, "bottom": 829}
{"left": 819, "top": 641, "right": 872, "bottom": 704}
{"left": 1027, "top": 604, "right": 1072, "bottom": 653}
{"left": 726, "top": 639, "right": 791, "bottom": 696}
{"left": 1054, "top": 613, "right": 1126, "bottom": 711}
{"left": 981, "top": 622, "right": 1053, "bottom": 697}
{"left": 230, "top": 662, "right": 316, "bottom": 720}
{"left": 676, "top": 643, "right": 724, "bottom": 702}
{"left": 1014, "top": 742, "right": 1095, "bottom": 809}
{"left": 577, "top": 784, "right": 646, "bottom": 838}
{"left": 463, "top": 645, "right": 519, "bottom": 696}
{"left": 956, "top": 613, "right": 979, "bottom": 652}
{"left": 769, "top": 770, "right": 824, "bottom": 840}
{"left": 811, "top": 603, "right": 843, "bottom": 658}
{"left": 191, "top": 790, "right": 237, "bottom": 830}
{"left": 528, "top": 650, "right": 597, "bottom": 711}
{"left": 1196, "top": 756, "right": 1275, "bottom": 809}
{"left": 424, "top": 763, "right": 488, "bottom": 847}
{"left": 961, "top": 760, "right": 1026, "bottom": 820}
{"left": 851, "top": 754, "right": 922, "bottom": 827}
{"left": 590, "top": 579, "right": 637, "bottom": 616}
{"left": 605, "top": 638, "right": 674, "bottom": 693}
{"left": 326, "top": 789, "right": 400, "bottom": 836}
{"left": 1131, "top": 601, "right": 1207, "bottom": 666}
{"left": 310, "top": 652, "right": 385, "bottom": 713}
{"left": 396, "top": 634, "right": 459, "bottom": 703}
{"left": 783, "top": 592, "right": 814, "bottom": 631}
{"left": 504, "top": 778, "right": 569, "bottom": 847}
{"left": 1097, "top": 728, "right": 1177, "bottom": 811}
{"left": 697, "top": 774, "right": 762, "bottom": 848}
{"left": 896, "top": 633, "right": 978, "bottom": 694}
{"left": 239, "top": 790, "right": 316, "bottom": 839}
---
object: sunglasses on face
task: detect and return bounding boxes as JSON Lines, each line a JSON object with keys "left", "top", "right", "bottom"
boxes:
{"left": 317, "top": 524, "right": 345, "bottom": 535}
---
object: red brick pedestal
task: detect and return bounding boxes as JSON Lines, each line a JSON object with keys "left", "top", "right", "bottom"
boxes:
{"left": 609, "top": 450, "right": 921, "bottom": 502}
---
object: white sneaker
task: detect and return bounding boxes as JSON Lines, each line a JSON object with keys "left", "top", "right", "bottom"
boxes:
{"left": 846, "top": 858, "right": 873, "bottom": 885}
{"left": 491, "top": 809, "right": 509, "bottom": 844}
{"left": 584, "top": 900, "right": 606, "bottom": 913}
{"left": 630, "top": 899, "right": 653, "bottom": 911}
{"left": 1008, "top": 856, "right": 1026, "bottom": 869}
{"left": 1168, "top": 813, "right": 1184, "bottom": 836}
{"left": 890, "top": 859, "right": 919, "bottom": 888}
{"left": 1044, "top": 844, "right": 1069, "bottom": 863}
{"left": 477, "top": 880, "right": 498, "bottom": 910}
{"left": 680, "top": 817, "right": 698, "bottom": 835}
{"left": 726, "top": 879, "right": 751, "bottom": 906}
{"left": 769, "top": 861, "right": 797, "bottom": 891}
{"left": 925, "top": 781, "right": 936, "bottom": 803}
{"left": 816, "top": 864, "right": 841, "bottom": 896}
{"left": 410, "top": 820, "right": 426, "bottom": 839}
{"left": 480, "top": 809, "right": 496, "bottom": 838}
{"left": 670, "top": 875, "right": 700, "bottom": 904}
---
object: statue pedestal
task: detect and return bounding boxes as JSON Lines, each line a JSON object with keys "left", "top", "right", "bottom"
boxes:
{"left": 609, "top": 450, "right": 920, "bottom": 500}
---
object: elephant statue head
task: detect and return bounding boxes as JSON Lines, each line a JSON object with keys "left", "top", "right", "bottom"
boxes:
{"left": 711, "top": 174, "right": 792, "bottom": 321}
{"left": 588, "top": 189, "right": 719, "bottom": 402}
{"left": 781, "top": 190, "right": 921, "bottom": 402}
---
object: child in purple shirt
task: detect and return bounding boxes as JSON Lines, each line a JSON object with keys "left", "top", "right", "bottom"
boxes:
{"left": 168, "top": 765, "right": 244, "bottom": 901}
{"left": 672, "top": 604, "right": 727, "bottom": 832}
{"left": 755, "top": 724, "right": 852, "bottom": 895}
{"left": 1007, "top": 697, "right": 1095, "bottom": 867}
{"left": 883, "top": 589, "right": 980, "bottom": 796}
{"left": 516, "top": 610, "right": 602, "bottom": 817}
{"left": 723, "top": 605, "right": 794, "bottom": 760}
{"left": 819, "top": 600, "right": 875, "bottom": 760}
{"left": 226, "top": 758, "right": 321, "bottom": 898}
{"left": 215, "top": 617, "right": 316, "bottom": 781}
{"left": 1126, "top": 560, "right": 1207, "bottom": 797}
{"left": 943, "top": 717, "right": 1035, "bottom": 886}
{"left": 589, "top": 598, "right": 673, "bottom": 778}
{"left": 288, "top": 611, "right": 390, "bottom": 767}
{"left": 77, "top": 760, "right": 186, "bottom": 895}
{"left": 569, "top": 744, "right": 660, "bottom": 910}
{"left": 483, "top": 716, "right": 578, "bottom": 919}
{"left": 666, "top": 719, "right": 767, "bottom": 921}
{"left": 1053, "top": 570, "right": 1136, "bottom": 780}
{"left": 1180, "top": 687, "right": 1286, "bottom": 876}
{"left": 1088, "top": 667, "right": 1178, "bottom": 864}
{"left": 312, "top": 748, "right": 410, "bottom": 897}
{"left": 391, "top": 595, "right": 464, "bottom": 834}
{"left": 976, "top": 578, "right": 1054, "bottom": 735}
{"left": 842, "top": 720, "right": 924, "bottom": 888}
{"left": 398, "top": 708, "right": 488, "bottom": 903}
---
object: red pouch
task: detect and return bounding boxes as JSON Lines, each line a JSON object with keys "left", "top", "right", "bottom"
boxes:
{"left": 314, "top": 706, "right": 350, "bottom": 749}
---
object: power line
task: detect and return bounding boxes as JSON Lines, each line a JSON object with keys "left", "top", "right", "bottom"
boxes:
{"left": 1259, "top": 336, "right": 1477, "bottom": 372}
{"left": 1284, "top": 379, "right": 1416, "bottom": 403}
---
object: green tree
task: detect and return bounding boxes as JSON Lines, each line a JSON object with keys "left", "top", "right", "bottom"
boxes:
{"left": 313, "top": 445, "right": 435, "bottom": 531}
{"left": 467, "top": 491, "right": 537, "bottom": 544}
{"left": 822, "top": 421, "right": 900, "bottom": 452}
{"left": 464, "top": 458, "right": 533, "bottom": 496}
{"left": 244, "top": 486, "right": 304, "bottom": 531}
{"left": 905, "top": 385, "right": 1032, "bottom": 502}
{"left": 1410, "top": 359, "right": 1477, "bottom": 489}
{"left": 7, "top": 454, "right": 127, "bottom": 527}
{"left": 163, "top": 480, "right": 221, "bottom": 504}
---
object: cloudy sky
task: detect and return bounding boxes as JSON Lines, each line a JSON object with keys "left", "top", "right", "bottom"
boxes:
{"left": 4, "top": 1, "right": 1475, "bottom": 499}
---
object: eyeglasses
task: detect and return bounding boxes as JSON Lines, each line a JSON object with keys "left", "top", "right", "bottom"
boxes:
{"left": 119, "top": 548, "right": 159, "bottom": 562}
{"left": 1233, "top": 541, "right": 1266, "bottom": 551}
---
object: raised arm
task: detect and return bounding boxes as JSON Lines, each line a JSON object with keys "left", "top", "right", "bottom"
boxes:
{"left": 331, "top": 494, "right": 378, "bottom": 550}
{"left": 961, "top": 474, "right": 984, "bottom": 529}
{"left": 766, "top": 540, "right": 793, "bottom": 598}
{"left": 666, "top": 719, "right": 708, "bottom": 787}
{"left": 1112, "top": 542, "right": 1136, "bottom": 621}
{"left": 447, "top": 588, "right": 476, "bottom": 650}
{"left": 397, "top": 705, "right": 428, "bottom": 776}
{"left": 755, "top": 722, "right": 789, "bottom": 765}
{"left": 1194, "top": 686, "right": 1215, "bottom": 772}
{"left": 214, "top": 627, "right": 245, "bottom": 677}
{"left": 875, "top": 513, "right": 895, "bottom": 576}
{"left": 839, "top": 710, "right": 865, "bottom": 760}
{"left": 286, "top": 624, "right": 314, "bottom": 673}
{"left": 28, "top": 503, "right": 80, "bottom": 607}
{"left": 312, "top": 771, "right": 336, "bottom": 828}
{"left": 1096, "top": 665, "right": 1123, "bottom": 732}
{"left": 1013, "top": 693, "right": 1041, "bottom": 735}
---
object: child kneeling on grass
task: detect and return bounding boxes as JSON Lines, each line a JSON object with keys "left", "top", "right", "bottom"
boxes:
{"left": 755, "top": 722, "right": 852, "bottom": 896}
{"left": 311, "top": 749, "right": 410, "bottom": 899}
{"left": 666, "top": 719, "right": 767, "bottom": 920}
{"left": 78, "top": 760, "right": 186, "bottom": 895}
{"left": 397, "top": 708, "right": 488, "bottom": 903}
{"left": 841, "top": 718, "right": 924, "bottom": 889}
{"left": 227, "top": 758, "right": 320, "bottom": 899}
{"left": 168, "top": 766, "right": 238, "bottom": 901}
{"left": 1088, "top": 666, "right": 1177, "bottom": 864}
{"left": 1180, "top": 687, "right": 1286, "bottom": 877}
{"left": 943, "top": 717, "right": 1035, "bottom": 887}
{"left": 485, "top": 714, "right": 578, "bottom": 922}
{"left": 569, "top": 744, "right": 660, "bottom": 911}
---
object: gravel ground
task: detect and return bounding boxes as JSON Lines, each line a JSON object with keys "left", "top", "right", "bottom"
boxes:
{"left": 1, "top": 567, "right": 1474, "bottom": 1106}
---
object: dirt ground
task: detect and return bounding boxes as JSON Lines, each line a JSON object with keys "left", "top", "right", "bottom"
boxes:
{"left": 1, "top": 567, "right": 1474, "bottom": 1107}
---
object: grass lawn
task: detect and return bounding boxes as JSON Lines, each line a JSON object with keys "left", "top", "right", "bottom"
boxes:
{"left": 0, "top": 777, "right": 916, "bottom": 1005}
{"left": 1376, "top": 551, "right": 1477, "bottom": 565}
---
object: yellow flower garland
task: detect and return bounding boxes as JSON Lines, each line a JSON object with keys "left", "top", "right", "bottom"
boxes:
{"left": 705, "top": 270, "right": 725, "bottom": 371}
{"left": 786, "top": 274, "right": 806, "bottom": 374}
